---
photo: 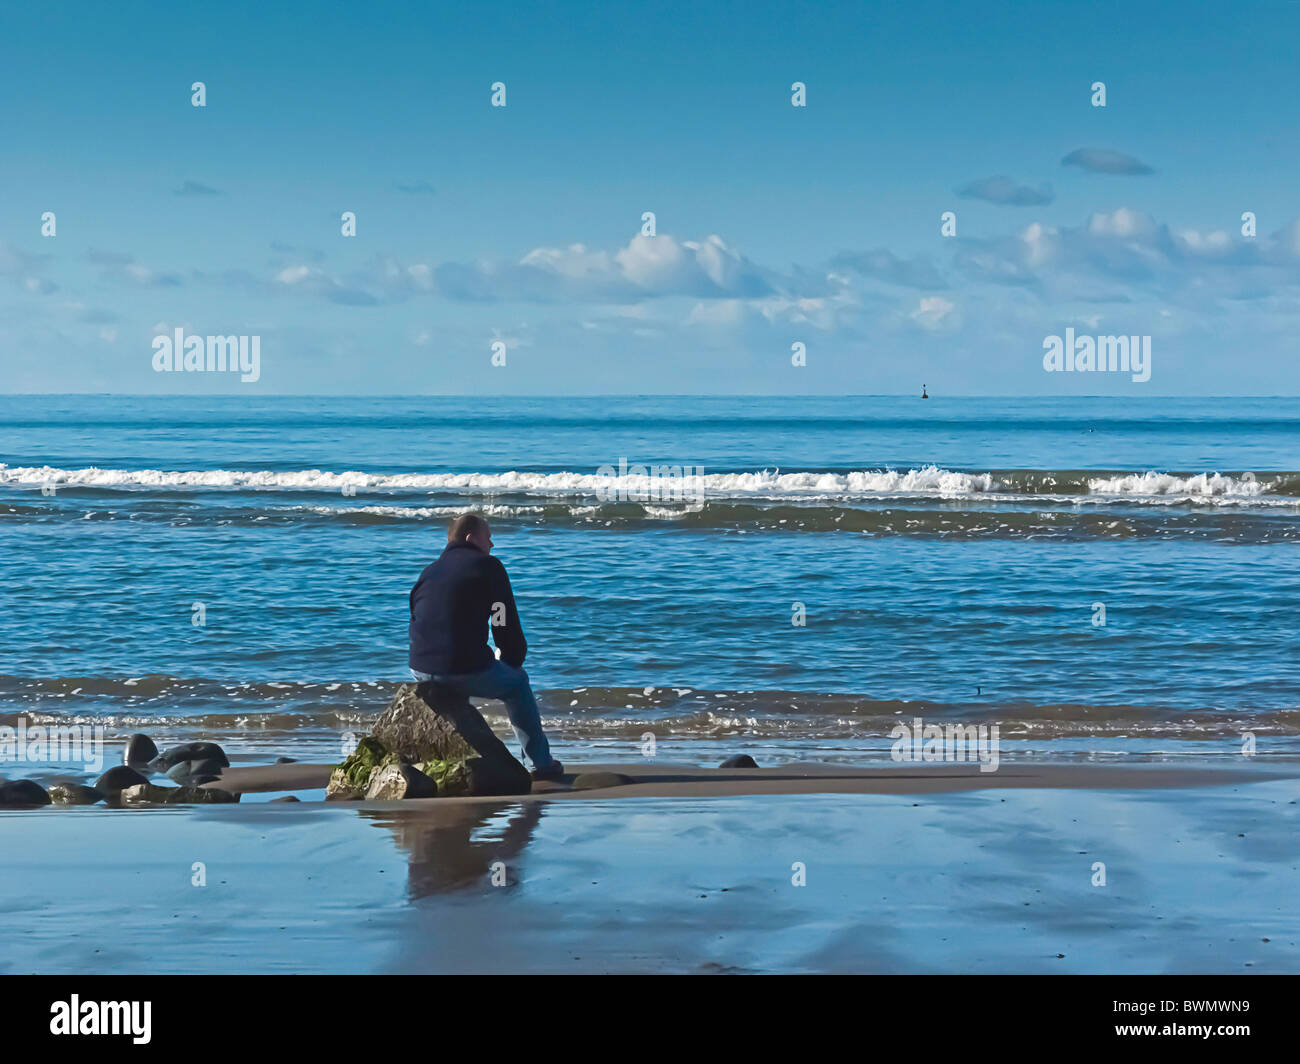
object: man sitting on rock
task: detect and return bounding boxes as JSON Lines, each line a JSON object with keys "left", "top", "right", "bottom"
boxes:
{"left": 409, "top": 513, "right": 564, "bottom": 781}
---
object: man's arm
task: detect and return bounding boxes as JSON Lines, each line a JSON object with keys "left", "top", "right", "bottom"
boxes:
{"left": 487, "top": 557, "right": 527, "bottom": 667}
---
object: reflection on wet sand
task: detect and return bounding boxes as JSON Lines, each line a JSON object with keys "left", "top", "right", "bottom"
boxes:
{"left": 357, "top": 801, "right": 545, "bottom": 898}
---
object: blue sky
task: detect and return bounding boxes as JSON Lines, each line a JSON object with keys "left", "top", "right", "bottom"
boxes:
{"left": 2, "top": 0, "right": 1299, "bottom": 394}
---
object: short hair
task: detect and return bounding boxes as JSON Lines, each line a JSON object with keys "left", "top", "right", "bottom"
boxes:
{"left": 448, "top": 512, "right": 488, "bottom": 543}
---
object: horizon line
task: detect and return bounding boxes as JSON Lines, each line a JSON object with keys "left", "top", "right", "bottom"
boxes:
{"left": 1, "top": 393, "right": 1295, "bottom": 401}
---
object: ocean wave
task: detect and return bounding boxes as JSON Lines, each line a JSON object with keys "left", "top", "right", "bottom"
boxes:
{"left": 5, "top": 499, "right": 1300, "bottom": 540}
{"left": 0, "top": 463, "right": 994, "bottom": 497}
{"left": 3, "top": 463, "right": 1297, "bottom": 503}
{"left": 1, "top": 676, "right": 1297, "bottom": 740}
{"left": 1086, "top": 471, "right": 1273, "bottom": 497}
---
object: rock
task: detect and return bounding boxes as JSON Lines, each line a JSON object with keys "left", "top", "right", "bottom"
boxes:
{"left": 416, "top": 758, "right": 470, "bottom": 796}
{"left": 326, "top": 683, "right": 534, "bottom": 799}
{"left": 373, "top": 684, "right": 475, "bottom": 761}
{"left": 270, "top": 795, "right": 300, "bottom": 802}
{"left": 120, "top": 783, "right": 238, "bottom": 804}
{"left": 0, "top": 779, "right": 52, "bottom": 807}
{"left": 325, "top": 736, "right": 389, "bottom": 800}
{"left": 168, "top": 757, "right": 224, "bottom": 784}
{"left": 275, "top": 756, "right": 296, "bottom": 764}
{"left": 184, "top": 786, "right": 237, "bottom": 803}
{"left": 150, "top": 741, "right": 230, "bottom": 771}
{"left": 372, "top": 683, "right": 531, "bottom": 796}
{"left": 365, "top": 762, "right": 438, "bottom": 800}
{"left": 570, "top": 772, "right": 633, "bottom": 791}
{"left": 719, "top": 755, "right": 759, "bottom": 769}
{"left": 95, "top": 765, "right": 150, "bottom": 795}
{"left": 118, "top": 783, "right": 164, "bottom": 803}
{"left": 47, "top": 783, "right": 103, "bottom": 805}
{"left": 123, "top": 733, "right": 158, "bottom": 767}
{"left": 417, "top": 753, "right": 530, "bottom": 797}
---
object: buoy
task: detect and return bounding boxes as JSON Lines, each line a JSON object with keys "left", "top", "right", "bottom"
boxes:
{"left": 921, "top": 384, "right": 929, "bottom": 399}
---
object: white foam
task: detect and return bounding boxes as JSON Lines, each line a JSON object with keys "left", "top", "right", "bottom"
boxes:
{"left": 0, "top": 462, "right": 998, "bottom": 499}
{"left": 1087, "top": 471, "right": 1270, "bottom": 497}
{"left": 1, "top": 463, "right": 1291, "bottom": 506}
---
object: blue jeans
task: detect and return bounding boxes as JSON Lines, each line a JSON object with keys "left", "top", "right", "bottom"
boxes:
{"left": 410, "top": 660, "right": 555, "bottom": 771}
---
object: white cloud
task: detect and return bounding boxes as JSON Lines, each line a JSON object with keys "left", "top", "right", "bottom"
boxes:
{"left": 1086, "top": 207, "right": 1158, "bottom": 239}
{"left": 910, "top": 296, "right": 958, "bottom": 331}
{"left": 417, "top": 232, "right": 782, "bottom": 304}
{"left": 276, "top": 265, "right": 313, "bottom": 285}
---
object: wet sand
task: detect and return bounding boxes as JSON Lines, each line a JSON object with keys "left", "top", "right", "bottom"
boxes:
{"left": 206, "top": 757, "right": 1297, "bottom": 802}
{"left": 2, "top": 758, "right": 1295, "bottom": 974}
{"left": 2, "top": 771, "right": 1297, "bottom": 974}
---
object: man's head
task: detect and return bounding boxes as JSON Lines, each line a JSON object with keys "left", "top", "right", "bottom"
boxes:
{"left": 447, "top": 512, "right": 493, "bottom": 554}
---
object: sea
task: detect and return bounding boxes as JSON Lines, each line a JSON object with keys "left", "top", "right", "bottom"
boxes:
{"left": 2, "top": 394, "right": 1298, "bottom": 771}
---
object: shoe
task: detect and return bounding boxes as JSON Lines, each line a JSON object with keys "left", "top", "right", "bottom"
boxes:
{"left": 530, "top": 760, "right": 564, "bottom": 782}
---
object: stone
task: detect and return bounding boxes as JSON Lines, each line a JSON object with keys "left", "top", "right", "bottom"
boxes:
{"left": 371, "top": 683, "right": 530, "bottom": 796}
{"left": 570, "top": 772, "right": 633, "bottom": 791}
{"left": 719, "top": 755, "right": 759, "bottom": 768}
{"left": 150, "top": 741, "right": 229, "bottom": 770}
{"left": 185, "top": 786, "right": 237, "bottom": 804}
{"left": 373, "top": 684, "right": 475, "bottom": 761}
{"left": 417, "top": 758, "right": 472, "bottom": 796}
{"left": 120, "top": 783, "right": 238, "bottom": 804}
{"left": 116, "top": 783, "right": 162, "bottom": 803}
{"left": 48, "top": 783, "right": 103, "bottom": 805}
{"left": 275, "top": 756, "right": 296, "bottom": 764}
{"left": 166, "top": 761, "right": 193, "bottom": 783}
{"left": 415, "top": 755, "right": 539, "bottom": 797}
{"left": 168, "top": 757, "right": 224, "bottom": 784}
{"left": 123, "top": 733, "right": 158, "bottom": 767}
{"left": 270, "top": 795, "right": 300, "bottom": 802}
{"left": 95, "top": 765, "right": 150, "bottom": 795}
{"left": 0, "top": 779, "right": 52, "bottom": 807}
{"left": 365, "top": 762, "right": 438, "bottom": 800}
{"left": 325, "top": 736, "right": 389, "bottom": 800}
{"left": 424, "top": 752, "right": 529, "bottom": 797}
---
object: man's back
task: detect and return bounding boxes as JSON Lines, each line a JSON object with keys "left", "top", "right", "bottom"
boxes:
{"left": 409, "top": 542, "right": 526, "bottom": 675}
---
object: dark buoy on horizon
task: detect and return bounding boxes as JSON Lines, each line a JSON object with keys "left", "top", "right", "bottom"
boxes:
{"left": 921, "top": 384, "right": 929, "bottom": 399}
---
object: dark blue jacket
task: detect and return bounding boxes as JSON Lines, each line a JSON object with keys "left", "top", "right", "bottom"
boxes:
{"left": 408, "top": 543, "right": 527, "bottom": 675}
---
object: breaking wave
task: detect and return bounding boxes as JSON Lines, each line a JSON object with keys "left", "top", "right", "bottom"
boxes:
{"left": 5, "top": 464, "right": 1298, "bottom": 541}
{"left": 2, "top": 463, "right": 1295, "bottom": 501}
{"left": 2, "top": 675, "right": 1297, "bottom": 742}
